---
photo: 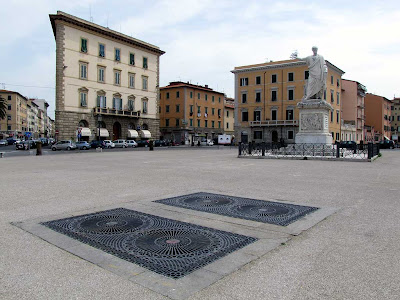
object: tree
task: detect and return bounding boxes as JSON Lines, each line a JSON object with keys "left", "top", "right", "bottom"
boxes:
{"left": 0, "top": 96, "right": 7, "bottom": 120}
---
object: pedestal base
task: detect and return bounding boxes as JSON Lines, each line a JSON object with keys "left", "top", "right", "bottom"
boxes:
{"left": 295, "top": 99, "right": 333, "bottom": 145}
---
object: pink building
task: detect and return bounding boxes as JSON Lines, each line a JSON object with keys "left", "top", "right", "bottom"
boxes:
{"left": 341, "top": 79, "right": 367, "bottom": 142}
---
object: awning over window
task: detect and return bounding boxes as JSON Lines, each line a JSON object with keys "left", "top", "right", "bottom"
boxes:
{"left": 78, "top": 127, "right": 92, "bottom": 137}
{"left": 140, "top": 130, "right": 151, "bottom": 138}
{"left": 128, "top": 130, "right": 139, "bottom": 138}
{"left": 96, "top": 128, "right": 109, "bottom": 137}
{"left": 384, "top": 136, "right": 390, "bottom": 140}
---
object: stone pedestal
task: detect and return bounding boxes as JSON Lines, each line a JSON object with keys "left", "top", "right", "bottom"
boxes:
{"left": 295, "top": 100, "right": 333, "bottom": 144}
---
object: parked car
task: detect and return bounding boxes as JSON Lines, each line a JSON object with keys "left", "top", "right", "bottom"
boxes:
{"left": 39, "top": 138, "right": 49, "bottom": 146}
{"left": 104, "top": 140, "right": 115, "bottom": 148}
{"left": 379, "top": 140, "right": 395, "bottom": 149}
{"left": 126, "top": 140, "right": 138, "bottom": 148}
{"left": 51, "top": 140, "right": 77, "bottom": 151}
{"left": 0, "top": 139, "right": 7, "bottom": 146}
{"left": 7, "top": 138, "right": 20, "bottom": 145}
{"left": 75, "top": 141, "right": 90, "bottom": 150}
{"left": 136, "top": 140, "right": 150, "bottom": 147}
{"left": 49, "top": 138, "right": 56, "bottom": 145}
{"left": 113, "top": 139, "right": 128, "bottom": 148}
{"left": 200, "top": 139, "right": 214, "bottom": 146}
{"left": 339, "top": 141, "right": 356, "bottom": 149}
{"left": 154, "top": 140, "right": 167, "bottom": 147}
{"left": 90, "top": 140, "right": 106, "bottom": 148}
{"left": 16, "top": 140, "right": 37, "bottom": 150}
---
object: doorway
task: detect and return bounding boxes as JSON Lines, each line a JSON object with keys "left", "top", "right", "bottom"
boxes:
{"left": 272, "top": 130, "right": 278, "bottom": 143}
{"left": 113, "top": 122, "right": 121, "bottom": 140}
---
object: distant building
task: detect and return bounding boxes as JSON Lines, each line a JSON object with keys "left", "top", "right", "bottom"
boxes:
{"left": 341, "top": 79, "right": 367, "bottom": 142}
{"left": 231, "top": 59, "right": 344, "bottom": 144}
{"left": 364, "top": 93, "right": 392, "bottom": 141}
{"left": 0, "top": 90, "right": 28, "bottom": 139}
{"left": 224, "top": 97, "right": 235, "bottom": 136}
{"left": 159, "top": 81, "right": 225, "bottom": 144}
{"left": 49, "top": 11, "right": 165, "bottom": 141}
{"left": 390, "top": 97, "right": 400, "bottom": 143}
{"left": 341, "top": 121, "right": 356, "bottom": 141}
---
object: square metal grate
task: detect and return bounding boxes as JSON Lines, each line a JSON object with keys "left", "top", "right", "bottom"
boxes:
{"left": 155, "top": 192, "right": 318, "bottom": 226}
{"left": 41, "top": 208, "right": 257, "bottom": 279}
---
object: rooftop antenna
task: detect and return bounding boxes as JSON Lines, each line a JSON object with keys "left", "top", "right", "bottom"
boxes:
{"left": 1, "top": 82, "right": 5, "bottom": 89}
{"left": 89, "top": 5, "right": 93, "bottom": 22}
{"left": 106, "top": 13, "right": 109, "bottom": 28}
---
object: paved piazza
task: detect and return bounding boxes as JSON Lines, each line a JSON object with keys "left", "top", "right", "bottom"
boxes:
{"left": 1, "top": 148, "right": 399, "bottom": 299}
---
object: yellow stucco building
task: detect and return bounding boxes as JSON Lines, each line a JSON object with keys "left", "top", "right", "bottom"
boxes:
{"left": 231, "top": 59, "right": 344, "bottom": 143}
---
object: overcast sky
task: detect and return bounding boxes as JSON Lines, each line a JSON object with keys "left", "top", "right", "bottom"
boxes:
{"left": 1, "top": 0, "right": 400, "bottom": 119}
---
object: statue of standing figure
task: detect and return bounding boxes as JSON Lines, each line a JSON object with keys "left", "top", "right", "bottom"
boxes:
{"left": 298, "top": 46, "right": 328, "bottom": 101}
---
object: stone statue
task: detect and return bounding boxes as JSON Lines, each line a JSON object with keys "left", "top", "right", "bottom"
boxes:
{"left": 298, "top": 46, "right": 327, "bottom": 101}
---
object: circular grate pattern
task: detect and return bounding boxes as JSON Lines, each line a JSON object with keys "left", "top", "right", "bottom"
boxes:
{"left": 233, "top": 205, "right": 291, "bottom": 217}
{"left": 75, "top": 215, "right": 144, "bottom": 234}
{"left": 182, "top": 194, "right": 233, "bottom": 207}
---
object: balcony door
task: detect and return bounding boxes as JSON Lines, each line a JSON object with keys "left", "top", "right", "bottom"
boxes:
{"left": 113, "top": 122, "right": 121, "bottom": 140}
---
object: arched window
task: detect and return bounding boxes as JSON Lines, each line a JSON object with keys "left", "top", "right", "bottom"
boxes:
{"left": 78, "top": 120, "right": 89, "bottom": 127}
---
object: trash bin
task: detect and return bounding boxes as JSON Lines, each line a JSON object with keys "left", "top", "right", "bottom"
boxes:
{"left": 36, "top": 141, "right": 42, "bottom": 156}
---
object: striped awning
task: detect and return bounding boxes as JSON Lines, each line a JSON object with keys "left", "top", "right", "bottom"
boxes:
{"left": 128, "top": 130, "right": 139, "bottom": 138}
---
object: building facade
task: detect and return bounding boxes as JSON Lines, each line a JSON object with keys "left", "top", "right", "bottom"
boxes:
{"left": 224, "top": 97, "right": 235, "bottom": 136}
{"left": 364, "top": 93, "right": 392, "bottom": 141}
{"left": 391, "top": 98, "right": 400, "bottom": 143}
{"left": 231, "top": 59, "right": 344, "bottom": 144}
{"left": 50, "top": 11, "right": 165, "bottom": 141}
{"left": 159, "top": 82, "right": 225, "bottom": 144}
{"left": 0, "top": 90, "right": 28, "bottom": 139}
{"left": 341, "top": 79, "right": 367, "bottom": 142}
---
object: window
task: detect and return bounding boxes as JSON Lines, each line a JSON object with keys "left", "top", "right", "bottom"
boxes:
{"left": 337, "top": 79, "right": 340, "bottom": 87}
{"left": 271, "top": 90, "right": 277, "bottom": 101}
{"left": 129, "top": 73, "right": 135, "bottom": 88}
{"left": 286, "top": 109, "right": 293, "bottom": 120}
{"left": 226, "top": 122, "right": 228, "bottom": 129}
{"left": 288, "top": 89, "right": 294, "bottom": 100}
{"left": 330, "top": 111, "right": 333, "bottom": 122}
{"left": 7, "top": 115, "right": 11, "bottom": 120}
{"left": 128, "top": 99, "right": 135, "bottom": 111}
{"left": 166, "top": 119, "right": 169, "bottom": 127}
{"left": 176, "top": 91, "right": 180, "bottom": 98}
{"left": 176, "top": 118, "right": 180, "bottom": 127}
{"left": 205, "top": 120, "right": 208, "bottom": 128}
{"left": 197, "top": 119, "right": 200, "bottom": 127}
{"left": 253, "top": 110, "right": 261, "bottom": 121}
{"left": 241, "top": 93, "right": 247, "bottom": 103}
{"left": 143, "top": 57, "right": 148, "bottom": 69}
{"left": 176, "top": 105, "right": 180, "bottom": 112}
{"left": 271, "top": 110, "right": 277, "bottom": 120}
{"left": 337, "top": 92, "right": 340, "bottom": 105}
{"left": 190, "top": 92, "right": 193, "bottom": 98}
{"left": 7, "top": 105, "right": 11, "bottom": 110}
{"left": 288, "top": 130, "right": 294, "bottom": 140}
{"left": 226, "top": 110, "right": 229, "bottom": 117}
{"left": 190, "top": 119, "right": 193, "bottom": 126}
{"left": 190, "top": 105, "right": 193, "bottom": 114}
{"left": 80, "top": 91, "right": 87, "bottom": 107}
{"left": 240, "top": 78, "right": 249, "bottom": 86}
{"left": 336, "top": 110, "right": 339, "bottom": 123}
{"left": 256, "top": 76, "right": 261, "bottom": 85}
{"left": 98, "top": 66, "right": 105, "bottom": 83}
{"left": 198, "top": 93, "right": 200, "bottom": 99}
{"left": 142, "top": 99, "right": 148, "bottom": 113}
{"left": 218, "top": 121, "right": 221, "bottom": 128}
{"left": 331, "top": 75, "right": 334, "bottom": 85}
{"left": 129, "top": 53, "right": 135, "bottom": 65}
{"left": 7, "top": 95, "right": 11, "bottom": 100}
{"left": 114, "top": 70, "right": 121, "bottom": 85}
{"left": 256, "top": 91, "right": 261, "bottom": 102}
{"left": 218, "top": 97, "right": 221, "bottom": 103}
{"left": 212, "top": 96, "right": 215, "bottom": 102}
{"left": 288, "top": 72, "right": 294, "bottom": 82}
{"left": 271, "top": 74, "right": 277, "bottom": 83}
{"left": 324, "top": 90, "right": 327, "bottom": 100}
{"left": 205, "top": 107, "right": 208, "bottom": 114}
{"left": 197, "top": 106, "right": 201, "bottom": 114}
{"left": 305, "top": 71, "right": 309, "bottom": 80}
{"left": 79, "top": 62, "right": 88, "bottom": 79}
{"left": 99, "top": 44, "right": 105, "bottom": 57}
{"left": 115, "top": 48, "right": 120, "bottom": 61}
{"left": 212, "top": 108, "right": 215, "bottom": 115}
{"left": 242, "top": 111, "right": 248, "bottom": 122}
{"left": 330, "top": 90, "right": 334, "bottom": 103}
{"left": 336, "top": 132, "right": 340, "bottom": 140}
{"left": 212, "top": 121, "right": 215, "bottom": 128}
{"left": 166, "top": 105, "right": 170, "bottom": 113}
{"left": 218, "top": 109, "right": 221, "bottom": 117}
{"left": 113, "top": 97, "right": 122, "bottom": 110}
{"left": 142, "top": 76, "right": 148, "bottom": 90}
{"left": 254, "top": 131, "right": 262, "bottom": 139}
{"left": 8, "top": 125, "right": 11, "bottom": 130}
{"left": 97, "top": 95, "right": 106, "bottom": 108}
{"left": 80, "top": 38, "right": 87, "bottom": 53}
{"left": 166, "top": 92, "right": 170, "bottom": 99}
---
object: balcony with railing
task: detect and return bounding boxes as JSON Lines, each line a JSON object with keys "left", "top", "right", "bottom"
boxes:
{"left": 93, "top": 107, "right": 140, "bottom": 118}
{"left": 250, "top": 120, "right": 298, "bottom": 127}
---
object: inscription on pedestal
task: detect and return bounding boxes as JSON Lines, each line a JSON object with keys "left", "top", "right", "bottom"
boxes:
{"left": 300, "top": 113, "right": 323, "bottom": 131}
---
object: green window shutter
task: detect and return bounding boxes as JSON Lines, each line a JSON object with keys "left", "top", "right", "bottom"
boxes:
{"left": 81, "top": 39, "right": 87, "bottom": 53}
{"left": 119, "top": 98, "right": 122, "bottom": 109}
{"left": 97, "top": 95, "right": 100, "bottom": 107}
{"left": 112, "top": 97, "right": 115, "bottom": 109}
{"left": 104, "top": 96, "right": 107, "bottom": 108}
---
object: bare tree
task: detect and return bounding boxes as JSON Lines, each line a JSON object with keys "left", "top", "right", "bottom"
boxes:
{"left": 0, "top": 96, "right": 7, "bottom": 120}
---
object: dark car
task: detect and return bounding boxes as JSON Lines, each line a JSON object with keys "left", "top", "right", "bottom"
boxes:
{"left": 7, "top": 138, "right": 18, "bottom": 145}
{"left": 76, "top": 141, "right": 90, "bottom": 150}
{"left": 154, "top": 140, "right": 167, "bottom": 147}
{"left": 39, "top": 138, "right": 49, "bottom": 146}
{"left": 379, "top": 140, "right": 395, "bottom": 149}
{"left": 90, "top": 140, "right": 106, "bottom": 148}
{"left": 340, "top": 141, "right": 357, "bottom": 149}
{"left": 136, "top": 140, "right": 150, "bottom": 147}
{"left": 16, "top": 140, "right": 37, "bottom": 150}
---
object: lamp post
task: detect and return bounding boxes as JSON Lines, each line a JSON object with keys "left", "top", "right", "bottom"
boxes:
{"left": 97, "top": 114, "right": 102, "bottom": 142}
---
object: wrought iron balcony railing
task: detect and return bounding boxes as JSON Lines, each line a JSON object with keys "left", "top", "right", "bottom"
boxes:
{"left": 250, "top": 120, "right": 298, "bottom": 127}
{"left": 93, "top": 107, "right": 140, "bottom": 117}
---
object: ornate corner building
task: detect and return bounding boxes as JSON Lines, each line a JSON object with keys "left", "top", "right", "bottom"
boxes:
{"left": 49, "top": 11, "right": 165, "bottom": 141}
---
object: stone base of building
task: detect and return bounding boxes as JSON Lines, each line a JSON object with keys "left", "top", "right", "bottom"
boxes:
{"left": 55, "top": 110, "right": 160, "bottom": 141}
{"left": 295, "top": 99, "right": 333, "bottom": 144}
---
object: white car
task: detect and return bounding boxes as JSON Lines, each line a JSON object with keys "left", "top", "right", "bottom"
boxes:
{"left": 126, "top": 140, "right": 137, "bottom": 148}
{"left": 200, "top": 139, "right": 214, "bottom": 146}
{"left": 113, "top": 139, "right": 128, "bottom": 148}
{"left": 104, "top": 140, "right": 115, "bottom": 148}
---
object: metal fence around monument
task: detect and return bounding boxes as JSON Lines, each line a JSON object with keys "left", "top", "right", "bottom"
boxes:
{"left": 238, "top": 142, "right": 380, "bottom": 160}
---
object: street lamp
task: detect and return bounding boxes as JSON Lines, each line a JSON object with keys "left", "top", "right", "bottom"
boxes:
{"left": 97, "top": 114, "right": 102, "bottom": 142}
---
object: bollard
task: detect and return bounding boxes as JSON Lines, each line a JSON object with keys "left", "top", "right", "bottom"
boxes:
{"left": 36, "top": 141, "right": 42, "bottom": 156}
{"left": 149, "top": 140, "right": 154, "bottom": 151}
{"left": 238, "top": 142, "right": 242, "bottom": 156}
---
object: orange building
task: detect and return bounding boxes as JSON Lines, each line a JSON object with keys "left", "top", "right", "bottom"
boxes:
{"left": 159, "top": 82, "right": 225, "bottom": 144}
{"left": 231, "top": 59, "right": 344, "bottom": 144}
{"left": 364, "top": 93, "right": 392, "bottom": 141}
{"left": 341, "top": 79, "right": 367, "bottom": 142}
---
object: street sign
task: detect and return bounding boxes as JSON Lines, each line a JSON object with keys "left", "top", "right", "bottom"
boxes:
{"left": 137, "top": 125, "right": 141, "bottom": 130}
{"left": 55, "top": 130, "right": 59, "bottom": 134}
{"left": 25, "top": 132, "right": 31, "bottom": 138}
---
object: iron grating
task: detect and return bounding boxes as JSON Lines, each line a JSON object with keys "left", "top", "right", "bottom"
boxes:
{"left": 155, "top": 193, "right": 318, "bottom": 226}
{"left": 41, "top": 208, "right": 257, "bottom": 279}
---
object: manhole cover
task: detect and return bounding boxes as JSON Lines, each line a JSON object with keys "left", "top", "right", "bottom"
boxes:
{"left": 155, "top": 193, "right": 318, "bottom": 226}
{"left": 42, "top": 208, "right": 256, "bottom": 279}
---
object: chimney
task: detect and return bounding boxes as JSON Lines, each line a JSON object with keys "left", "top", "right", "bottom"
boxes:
{"left": 205, "top": 85, "right": 209, "bottom": 88}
